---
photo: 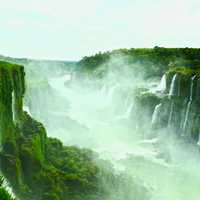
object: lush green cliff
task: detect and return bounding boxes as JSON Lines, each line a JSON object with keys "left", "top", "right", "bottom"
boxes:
{"left": 134, "top": 66, "right": 200, "bottom": 142}
{"left": 0, "top": 61, "right": 148, "bottom": 200}
{"left": 0, "top": 61, "right": 101, "bottom": 200}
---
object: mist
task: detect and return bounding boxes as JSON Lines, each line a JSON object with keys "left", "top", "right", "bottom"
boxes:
{"left": 23, "top": 55, "right": 200, "bottom": 200}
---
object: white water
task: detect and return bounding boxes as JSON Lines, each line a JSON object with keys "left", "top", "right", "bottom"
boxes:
{"left": 169, "top": 74, "right": 178, "bottom": 97}
{"left": 152, "top": 103, "right": 162, "bottom": 125}
{"left": 26, "top": 68, "right": 200, "bottom": 200}
{"left": 182, "top": 75, "right": 196, "bottom": 132}
{"left": 168, "top": 101, "right": 174, "bottom": 127}
{"left": 12, "top": 92, "right": 15, "bottom": 122}
{"left": 183, "top": 101, "right": 192, "bottom": 132}
{"left": 125, "top": 102, "right": 134, "bottom": 118}
{"left": 197, "top": 130, "right": 200, "bottom": 146}
{"left": 156, "top": 74, "right": 166, "bottom": 92}
{"left": 189, "top": 75, "right": 196, "bottom": 101}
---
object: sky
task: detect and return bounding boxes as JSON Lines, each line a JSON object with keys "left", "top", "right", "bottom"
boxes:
{"left": 0, "top": 0, "right": 200, "bottom": 61}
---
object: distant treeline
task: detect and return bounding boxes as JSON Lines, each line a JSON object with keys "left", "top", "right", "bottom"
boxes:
{"left": 78, "top": 47, "right": 200, "bottom": 77}
{"left": 0, "top": 55, "right": 77, "bottom": 73}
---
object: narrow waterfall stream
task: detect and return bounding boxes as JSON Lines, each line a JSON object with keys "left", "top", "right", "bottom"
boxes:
{"left": 183, "top": 101, "right": 192, "bottom": 132}
{"left": 152, "top": 103, "right": 162, "bottom": 125}
{"left": 183, "top": 75, "right": 196, "bottom": 132}
{"left": 169, "top": 74, "right": 178, "bottom": 97}
{"left": 189, "top": 75, "right": 196, "bottom": 101}
{"left": 168, "top": 101, "right": 174, "bottom": 127}
{"left": 11, "top": 91, "right": 15, "bottom": 122}
{"left": 156, "top": 74, "right": 167, "bottom": 92}
{"left": 197, "top": 129, "right": 200, "bottom": 146}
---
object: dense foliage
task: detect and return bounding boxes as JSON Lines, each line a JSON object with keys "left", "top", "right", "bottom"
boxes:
{"left": 78, "top": 47, "right": 200, "bottom": 77}
{"left": 0, "top": 176, "right": 16, "bottom": 200}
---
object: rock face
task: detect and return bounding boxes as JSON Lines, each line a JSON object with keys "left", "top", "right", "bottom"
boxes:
{"left": 0, "top": 61, "right": 102, "bottom": 200}
{"left": 0, "top": 61, "right": 149, "bottom": 200}
{"left": 0, "top": 61, "right": 25, "bottom": 193}
{"left": 149, "top": 67, "right": 200, "bottom": 142}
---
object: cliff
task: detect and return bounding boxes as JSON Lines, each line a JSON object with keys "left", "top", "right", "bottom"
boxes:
{"left": 0, "top": 61, "right": 147, "bottom": 200}
{"left": 0, "top": 61, "right": 101, "bottom": 200}
{"left": 137, "top": 66, "right": 200, "bottom": 142}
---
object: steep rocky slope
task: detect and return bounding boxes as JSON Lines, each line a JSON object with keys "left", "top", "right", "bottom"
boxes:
{"left": 0, "top": 61, "right": 149, "bottom": 200}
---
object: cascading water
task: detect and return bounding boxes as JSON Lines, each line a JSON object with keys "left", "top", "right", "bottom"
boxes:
{"left": 168, "top": 101, "right": 174, "bottom": 127}
{"left": 183, "top": 75, "right": 196, "bottom": 132}
{"left": 125, "top": 102, "right": 134, "bottom": 118}
{"left": 167, "top": 74, "right": 178, "bottom": 127}
{"left": 25, "top": 66, "right": 200, "bottom": 200}
{"left": 182, "top": 101, "right": 192, "bottom": 132}
{"left": 12, "top": 92, "right": 15, "bottom": 122}
{"left": 116, "top": 93, "right": 134, "bottom": 119}
{"left": 156, "top": 74, "right": 166, "bottom": 92}
{"left": 190, "top": 75, "right": 196, "bottom": 101}
{"left": 151, "top": 103, "right": 162, "bottom": 125}
{"left": 169, "top": 74, "right": 178, "bottom": 97}
{"left": 197, "top": 130, "right": 200, "bottom": 146}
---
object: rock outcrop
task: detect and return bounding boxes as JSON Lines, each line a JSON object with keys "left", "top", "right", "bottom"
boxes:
{"left": 149, "top": 67, "right": 200, "bottom": 142}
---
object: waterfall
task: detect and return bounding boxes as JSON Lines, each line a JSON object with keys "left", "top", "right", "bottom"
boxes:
{"left": 169, "top": 74, "right": 178, "bottom": 97}
{"left": 197, "top": 131, "right": 200, "bottom": 146}
{"left": 168, "top": 101, "right": 174, "bottom": 127}
{"left": 156, "top": 74, "right": 166, "bottom": 92}
{"left": 182, "top": 101, "right": 192, "bottom": 131}
{"left": 182, "top": 75, "right": 196, "bottom": 131}
{"left": 117, "top": 102, "right": 134, "bottom": 119}
{"left": 151, "top": 103, "right": 162, "bottom": 124}
{"left": 189, "top": 75, "right": 196, "bottom": 101}
{"left": 12, "top": 91, "right": 15, "bottom": 122}
{"left": 125, "top": 102, "right": 134, "bottom": 118}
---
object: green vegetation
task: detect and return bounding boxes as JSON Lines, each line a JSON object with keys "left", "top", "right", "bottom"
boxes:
{"left": 0, "top": 61, "right": 149, "bottom": 200}
{"left": 0, "top": 176, "right": 16, "bottom": 200}
{"left": 78, "top": 47, "right": 200, "bottom": 77}
{"left": 0, "top": 61, "right": 102, "bottom": 200}
{"left": 167, "top": 66, "right": 200, "bottom": 77}
{"left": 4, "top": 47, "right": 200, "bottom": 199}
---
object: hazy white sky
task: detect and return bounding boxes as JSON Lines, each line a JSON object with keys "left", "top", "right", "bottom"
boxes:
{"left": 0, "top": 0, "right": 200, "bottom": 60}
